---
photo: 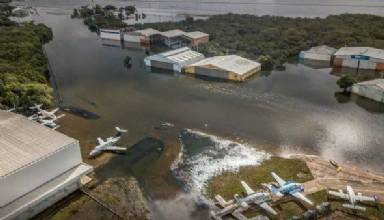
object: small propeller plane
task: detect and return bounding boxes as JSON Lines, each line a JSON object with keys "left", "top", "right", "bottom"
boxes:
{"left": 211, "top": 181, "right": 277, "bottom": 219}
{"left": 263, "top": 172, "right": 313, "bottom": 206}
{"left": 29, "top": 104, "right": 61, "bottom": 120}
{"left": 328, "top": 185, "right": 376, "bottom": 211}
{"left": 36, "top": 114, "right": 65, "bottom": 130}
{"left": 89, "top": 127, "right": 127, "bottom": 158}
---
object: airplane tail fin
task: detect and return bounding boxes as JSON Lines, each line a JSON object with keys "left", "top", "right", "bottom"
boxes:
{"left": 342, "top": 203, "right": 366, "bottom": 211}
{"left": 115, "top": 127, "right": 127, "bottom": 137}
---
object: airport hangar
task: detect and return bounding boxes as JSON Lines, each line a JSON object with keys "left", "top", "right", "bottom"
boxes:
{"left": 0, "top": 110, "right": 92, "bottom": 220}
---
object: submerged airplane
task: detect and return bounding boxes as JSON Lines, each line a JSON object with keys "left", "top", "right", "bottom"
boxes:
{"left": 29, "top": 104, "right": 61, "bottom": 120}
{"left": 89, "top": 127, "right": 127, "bottom": 158}
{"left": 263, "top": 172, "right": 313, "bottom": 206}
{"left": 328, "top": 185, "right": 376, "bottom": 211}
{"left": 211, "top": 181, "right": 277, "bottom": 219}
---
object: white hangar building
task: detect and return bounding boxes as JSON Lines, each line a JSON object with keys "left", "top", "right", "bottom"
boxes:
{"left": 0, "top": 110, "right": 92, "bottom": 220}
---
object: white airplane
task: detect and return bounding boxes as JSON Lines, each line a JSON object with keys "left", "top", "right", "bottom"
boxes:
{"left": 211, "top": 181, "right": 277, "bottom": 219}
{"left": 89, "top": 127, "right": 127, "bottom": 158}
{"left": 328, "top": 185, "right": 376, "bottom": 211}
{"left": 263, "top": 172, "right": 313, "bottom": 206}
{"left": 29, "top": 104, "right": 60, "bottom": 120}
{"left": 36, "top": 114, "right": 65, "bottom": 130}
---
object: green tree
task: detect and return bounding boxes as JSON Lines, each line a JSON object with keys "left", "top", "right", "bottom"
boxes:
{"left": 337, "top": 75, "right": 357, "bottom": 93}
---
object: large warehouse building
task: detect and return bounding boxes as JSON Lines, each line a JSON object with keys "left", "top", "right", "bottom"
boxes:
{"left": 352, "top": 79, "right": 384, "bottom": 103}
{"left": 0, "top": 110, "right": 93, "bottom": 220}
{"left": 144, "top": 47, "right": 205, "bottom": 72}
{"left": 333, "top": 47, "right": 384, "bottom": 70}
{"left": 185, "top": 55, "right": 261, "bottom": 82}
{"left": 99, "top": 28, "right": 121, "bottom": 41}
{"left": 299, "top": 45, "right": 336, "bottom": 62}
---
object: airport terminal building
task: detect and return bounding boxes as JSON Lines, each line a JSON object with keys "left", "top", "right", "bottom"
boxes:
{"left": 0, "top": 110, "right": 93, "bottom": 220}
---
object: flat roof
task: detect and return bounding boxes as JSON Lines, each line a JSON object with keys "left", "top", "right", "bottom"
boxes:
{"left": 0, "top": 111, "right": 76, "bottom": 178}
{"left": 334, "top": 47, "right": 384, "bottom": 59}
{"left": 160, "top": 29, "right": 186, "bottom": 38}
{"left": 183, "top": 31, "right": 209, "bottom": 39}
{"left": 190, "top": 55, "right": 261, "bottom": 75}
{"left": 355, "top": 79, "right": 384, "bottom": 90}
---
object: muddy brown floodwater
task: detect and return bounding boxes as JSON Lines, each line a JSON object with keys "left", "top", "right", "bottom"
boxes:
{"left": 25, "top": 1, "right": 384, "bottom": 219}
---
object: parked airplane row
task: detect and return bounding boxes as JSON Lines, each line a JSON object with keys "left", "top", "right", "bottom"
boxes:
{"left": 211, "top": 172, "right": 313, "bottom": 219}
{"left": 28, "top": 104, "right": 64, "bottom": 130}
{"left": 211, "top": 173, "right": 377, "bottom": 219}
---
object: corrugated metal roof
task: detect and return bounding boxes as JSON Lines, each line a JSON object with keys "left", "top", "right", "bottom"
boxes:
{"left": 190, "top": 55, "right": 261, "bottom": 75}
{"left": 334, "top": 47, "right": 384, "bottom": 60}
{"left": 183, "top": 31, "right": 209, "bottom": 39}
{"left": 356, "top": 79, "right": 384, "bottom": 90}
{"left": 146, "top": 47, "right": 205, "bottom": 66}
{"left": 0, "top": 111, "right": 76, "bottom": 178}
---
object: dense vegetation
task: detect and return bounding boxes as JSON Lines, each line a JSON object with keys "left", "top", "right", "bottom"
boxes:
{"left": 72, "top": 5, "right": 139, "bottom": 31}
{"left": 0, "top": 8, "right": 53, "bottom": 109}
{"left": 138, "top": 14, "right": 384, "bottom": 68}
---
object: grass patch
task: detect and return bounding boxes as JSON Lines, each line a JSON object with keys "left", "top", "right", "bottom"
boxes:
{"left": 206, "top": 156, "right": 313, "bottom": 200}
{"left": 50, "top": 195, "right": 89, "bottom": 220}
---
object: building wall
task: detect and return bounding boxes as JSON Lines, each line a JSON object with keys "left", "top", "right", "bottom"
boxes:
{"left": 194, "top": 66, "right": 229, "bottom": 79}
{"left": 150, "top": 60, "right": 174, "bottom": 71}
{"left": 5, "top": 177, "right": 82, "bottom": 220}
{"left": 334, "top": 55, "right": 384, "bottom": 70}
{"left": 190, "top": 36, "right": 209, "bottom": 47}
{"left": 352, "top": 85, "right": 384, "bottom": 103}
{"left": 100, "top": 30, "right": 121, "bottom": 41}
{"left": 301, "top": 52, "right": 332, "bottom": 62}
{"left": 377, "top": 62, "right": 384, "bottom": 70}
{"left": 228, "top": 66, "right": 261, "bottom": 82}
{"left": 123, "top": 33, "right": 141, "bottom": 43}
{"left": 0, "top": 142, "right": 82, "bottom": 207}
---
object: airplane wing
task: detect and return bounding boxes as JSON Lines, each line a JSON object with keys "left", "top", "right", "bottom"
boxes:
{"left": 258, "top": 202, "right": 277, "bottom": 215}
{"left": 50, "top": 108, "right": 59, "bottom": 114}
{"left": 328, "top": 190, "right": 349, "bottom": 200}
{"left": 97, "top": 137, "right": 104, "bottom": 145}
{"left": 271, "top": 172, "right": 286, "bottom": 186}
{"left": 291, "top": 192, "right": 313, "bottom": 205}
{"left": 240, "top": 181, "right": 255, "bottom": 195}
{"left": 355, "top": 194, "right": 375, "bottom": 202}
{"left": 105, "top": 146, "right": 126, "bottom": 151}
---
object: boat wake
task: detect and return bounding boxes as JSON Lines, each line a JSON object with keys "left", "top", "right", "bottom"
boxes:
{"left": 171, "top": 129, "right": 270, "bottom": 193}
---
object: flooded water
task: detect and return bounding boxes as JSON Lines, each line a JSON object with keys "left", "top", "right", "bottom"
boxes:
{"left": 25, "top": 1, "right": 384, "bottom": 219}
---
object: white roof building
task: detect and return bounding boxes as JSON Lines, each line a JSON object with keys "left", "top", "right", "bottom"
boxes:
{"left": 352, "top": 79, "right": 384, "bottom": 103}
{"left": 0, "top": 110, "right": 92, "bottom": 220}
{"left": 186, "top": 55, "right": 261, "bottom": 81}
{"left": 183, "top": 31, "right": 209, "bottom": 39}
{"left": 300, "top": 45, "right": 337, "bottom": 61}
{"left": 334, "top": 47, "right": 384, "bottom": 60}
{"left": 333, "top": 47, "right": 384, "bottom": 70}
{"left": 160, "top": 29, "right": 186, "bottom": 38}
{"left": 144, "top": 47, "right": 205, "bottom": 72}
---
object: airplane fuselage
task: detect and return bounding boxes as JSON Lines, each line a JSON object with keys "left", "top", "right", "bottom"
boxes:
{"left": 237, "top": 192, "right": 271, "bottom": 205}
{"left": 89, "top": 136, "right": 122, "bottom": 157}
{"left": 276, "top": 183, "right": 304, "bottom": 195}
{"left": 347, "top": 185, "right": 356, "bottom": 205}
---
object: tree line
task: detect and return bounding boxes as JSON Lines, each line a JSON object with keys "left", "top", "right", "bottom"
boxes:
{"left": 0, "top": 6, "right": 53, "bottom": 110}
{"left": 137, "top": 14, "right": 384, "bottom": 69}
